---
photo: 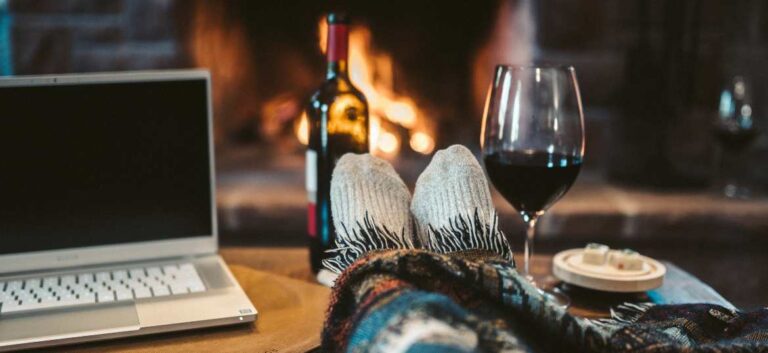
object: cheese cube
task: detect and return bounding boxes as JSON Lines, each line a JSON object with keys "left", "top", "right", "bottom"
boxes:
{"left": 582, "top": 243, "right": 610, "bottom": 265}
{"left": 608, "top": 249, "right": 643, "bottom": 271}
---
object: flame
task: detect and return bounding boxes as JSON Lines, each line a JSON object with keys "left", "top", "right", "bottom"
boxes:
{"left": 296, "top": 112, "right": 309, "bottom": 145}
{"left": 369, "top": 115, "right": 382, "bottom": 151}
{"left": 385, "top": 99, "right": 417, "bottom": 128}
{"left": 410, "top": 131, "right": 435, "bottom": 155}
{"left": 298, "top": 18, "right": 435, "bottom": 156}
{"left": 318, "top": 20, "right": 328, "bottom": 55}
{"left": 378, "top": 130, "right": 400, "bottom": 155}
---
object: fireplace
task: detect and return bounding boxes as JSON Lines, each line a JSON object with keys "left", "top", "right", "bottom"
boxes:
{"left": 6, "top": 0, "right": 766, "bottom": 183}
{"left": 182, "top": 0, "right": 509, "bottom": 161}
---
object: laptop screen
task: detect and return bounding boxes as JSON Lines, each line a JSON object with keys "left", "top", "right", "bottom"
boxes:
{"left": 0, "top": 76, "right": 213, "bottom": 255}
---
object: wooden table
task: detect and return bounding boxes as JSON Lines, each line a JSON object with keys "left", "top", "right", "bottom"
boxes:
{"left": 222, "top": 247, "right": 732, "bottom": 317}
{"left": 45, "top": 247, "right": 732, "bottom": 352}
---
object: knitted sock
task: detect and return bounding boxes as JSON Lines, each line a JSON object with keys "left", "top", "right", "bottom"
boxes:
{"left": 411, "top": 145, "right": 512, "bottom": 260}
{"left": 322, "top": 153, "right": 415, "bottom": 276}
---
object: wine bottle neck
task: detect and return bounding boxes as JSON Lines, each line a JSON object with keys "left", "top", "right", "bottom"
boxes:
{"left": 326, "top": 23, "right": 349, "bottom": 79}
{"left": 327, "top": 61, "right": 348, "bottom": 79}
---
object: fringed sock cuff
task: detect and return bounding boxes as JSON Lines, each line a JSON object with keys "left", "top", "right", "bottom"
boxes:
{"left": 420, "top": 208, "right": 513, "bottom": 261}
{"left": 322, "top": 212, "right": 415, "bottom": 274}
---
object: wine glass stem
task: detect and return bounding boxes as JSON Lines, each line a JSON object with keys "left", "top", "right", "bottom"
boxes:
{"left": 523, "top": 218, "right": 538, "bottom": 282}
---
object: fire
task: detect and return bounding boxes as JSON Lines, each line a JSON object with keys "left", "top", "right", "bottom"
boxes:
{"left": 299, "top": 18, "right": 435, "bottom": 156}
{"left": 296, "top": 111, "right": 309, "bottom": 145}
{"left": 410, "top": 132, "right": 435, "bottom": 155}
{"left": 385, "top": 99, "right": 417, "bottom": 128}
{"left": 369, "top": 115, "right": 382, "bottom": 151}
{"left": 378, "top": 131, "right": 400, "bottom": 155}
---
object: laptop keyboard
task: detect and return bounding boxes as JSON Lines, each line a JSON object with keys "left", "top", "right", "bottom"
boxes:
{"left": 0, "top": 263, "right": 206, "bottom": 315}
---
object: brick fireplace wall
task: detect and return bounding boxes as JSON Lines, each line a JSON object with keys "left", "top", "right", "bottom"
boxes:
{"left": 7, "top": 0, "right": 185, "bottom": 75}
{"left": 4, "top": 0, "right": 768, "bottom": 189}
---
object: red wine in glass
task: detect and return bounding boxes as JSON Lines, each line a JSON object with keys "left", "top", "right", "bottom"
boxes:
{"left": 484, "top": 151, "right": 581, "bottom": 218}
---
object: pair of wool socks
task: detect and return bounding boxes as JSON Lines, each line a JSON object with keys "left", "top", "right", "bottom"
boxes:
{"left": 321, "top": 145, "right": 512, "bottom": 280}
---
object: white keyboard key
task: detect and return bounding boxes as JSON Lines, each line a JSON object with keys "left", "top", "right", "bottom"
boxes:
{"left": 125, "top": 278, "right": 143, "bottom": 288}
{"left": 163, "top": 265, "right": 179, "bottom": 274}
{"left": 144, "top": 281, "right": 161, "bottom": 289}
{"left": 42, "top": 277, "right": 58, "bottom": 288}
{"left": 169, "top": 284, "right": 188, "bottom": 295}
{"left": 2, "top": 301, "right": 24, "bottom": 314}
{"left": 133, "top": 287, "right": 152, "bottom": 299}
{"left": 129, "top": 268, "right": 146, "bottom": 279}
{"left": 96, "top": 272, "right": 111, "bottom": 282}
{"left": 188, "top": 277, "right": 205, "bottom": 287}
{"left": 115, "top": 288, "right": 133, "bottom": 301}
{"left": 7, "top": 280, "right": 22, "bottom": 291}
{"left": 179, "top": 263, "right": 195, "bottom": 272}
{"left": 189, "top": 283, "right": 205, "bottom": 293}
{"left": 59, "top": 296, "right": 78, "bottom": 306}
{"left": 152, "top": 286, "right": 170, "bottom": 297}
{"left": 5, "top": 299, "right": 24, "bottom": 306}
{"left": 146, "top": 267, "right": 163, "bottom": 279}
{"left": 112, "top": 270, "right": 128, "bottom": 280}
{"left": 78, "top": 273, "right": 94, "bottom": 284}
{"left": 61, "top": 275, "right": 77, "bottom": 286}
{"left": 71, "top": 297, "right": 92, "bottom": 306}
{"left": 25, "top": 278, "right": 42, "bottom": 289}
{"left": 97, "top": 291, "right": 114, "bottom": 302}
{"left": 71, "top": 283, "right": 88, "bottom": 293}
{"left": 40, "top": 295, "right": 57, "bottom": 304}
{"left": 103, "top": 279, "right": 121, "bottom": 289}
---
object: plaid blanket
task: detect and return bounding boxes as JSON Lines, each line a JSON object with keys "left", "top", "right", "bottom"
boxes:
{"left": 322, "top": 249, "right": 768, "bottom": 353}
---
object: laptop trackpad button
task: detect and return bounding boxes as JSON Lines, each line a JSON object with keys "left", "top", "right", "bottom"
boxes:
{"left": 0, "top": 303, "right": 139, "bottom": 345}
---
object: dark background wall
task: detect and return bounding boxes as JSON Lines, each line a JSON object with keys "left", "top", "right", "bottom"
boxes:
{"left": 4, "top": 0, "right": 767, "bottom": 190}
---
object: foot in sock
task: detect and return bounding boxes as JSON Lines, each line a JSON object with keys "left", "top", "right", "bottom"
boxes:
{"left": 411, "top": 145, "right": 513, "bottom": 260}
{"left": 322, "top": 153, "right": 415, "bottom": 276}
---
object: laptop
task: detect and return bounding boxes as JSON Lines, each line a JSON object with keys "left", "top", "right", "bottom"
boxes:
{"left": 0, "top": 70, "right": 257, "bottom": 351}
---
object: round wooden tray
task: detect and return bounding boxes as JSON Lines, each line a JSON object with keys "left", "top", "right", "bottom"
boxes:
{"left": 552, "top": 249, "right": 666, "bottom": 293}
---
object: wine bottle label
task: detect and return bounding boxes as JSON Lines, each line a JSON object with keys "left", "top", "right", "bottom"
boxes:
{"left": 307, "top": 202, "right": 316, "bottom": 238}
{"left": 306, "top": 149, "right": 317, "bottom": 197}
{"left": 306, "top": 149, "right": 317, "bottom": 237}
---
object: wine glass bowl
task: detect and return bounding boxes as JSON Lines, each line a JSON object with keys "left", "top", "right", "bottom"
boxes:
{"left": 713, "top": 76, "right": 758, "bottom": 198}
{"left": 481, "top": 65, "right": 585, "bottom": 289}
{"left": 715, "top": 76, "right": 756, "bottom": 150}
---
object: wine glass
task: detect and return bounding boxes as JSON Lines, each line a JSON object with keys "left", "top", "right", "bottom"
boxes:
{"left": 481, "top": 65, "right": 585, "bottom": 301}
{"left": 713, "top": 76, "right": 758, "bottom": 199}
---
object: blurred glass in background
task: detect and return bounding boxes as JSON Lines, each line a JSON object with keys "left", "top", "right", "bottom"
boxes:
{"left": 713, "top": 76, "right": 758, "bottom": 198}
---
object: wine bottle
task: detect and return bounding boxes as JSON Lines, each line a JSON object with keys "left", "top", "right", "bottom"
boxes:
{"left": 306, "top": 13, "right": 369, "bottom": 274}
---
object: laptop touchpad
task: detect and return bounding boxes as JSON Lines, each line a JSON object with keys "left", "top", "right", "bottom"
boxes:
{"left": 0, "top": 302, "right": 139, "bottom": 344}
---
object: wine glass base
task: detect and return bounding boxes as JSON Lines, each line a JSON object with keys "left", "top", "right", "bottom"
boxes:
{"left": 723, "top": 183, "right": 751, "bottom": 199}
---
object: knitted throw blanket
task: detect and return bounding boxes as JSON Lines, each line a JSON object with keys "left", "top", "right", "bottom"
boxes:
{"left": 322, "top": 249, "right": 768, "bottom": 353}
